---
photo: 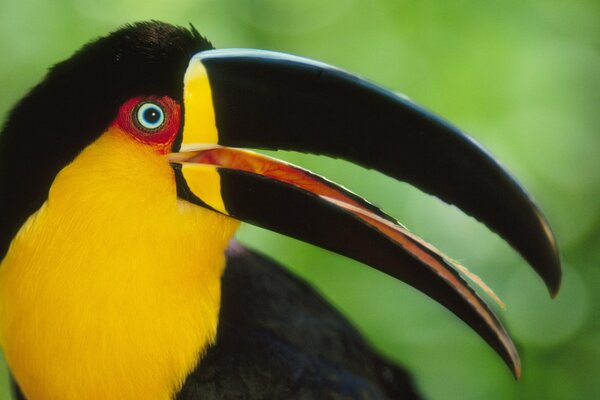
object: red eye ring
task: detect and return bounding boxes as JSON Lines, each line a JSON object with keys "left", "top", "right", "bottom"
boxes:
{"left": 113, "top": 96, "right": 181, "bottom": 153}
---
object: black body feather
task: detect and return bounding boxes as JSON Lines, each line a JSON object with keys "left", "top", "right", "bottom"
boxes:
{"left": 177, "top": 243, "right": 422, "bottom": 399}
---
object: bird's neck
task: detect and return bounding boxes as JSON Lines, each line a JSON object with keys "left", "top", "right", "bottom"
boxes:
{"left": 0, "top": 130, "right": 239, "bottom": 399}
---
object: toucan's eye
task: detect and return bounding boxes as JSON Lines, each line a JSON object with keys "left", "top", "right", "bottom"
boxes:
{"left": 113, "top": 96, "right": 181, "bottom": 152}
{"left": 135, "top": 102, "right": 165, "bottom": 132}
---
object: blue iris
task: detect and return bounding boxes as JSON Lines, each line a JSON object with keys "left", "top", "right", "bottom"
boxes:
{"left": 136, "top": 102, "right": 165, "bottom": 130}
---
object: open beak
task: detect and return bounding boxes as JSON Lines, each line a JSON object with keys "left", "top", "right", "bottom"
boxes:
{"left": 167, "top": 49, "right": 562, "bottom": 378}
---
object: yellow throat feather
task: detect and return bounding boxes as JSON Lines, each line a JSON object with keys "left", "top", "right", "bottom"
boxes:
{"left": 0, "top": 128, "right": 239, "bottom": 399}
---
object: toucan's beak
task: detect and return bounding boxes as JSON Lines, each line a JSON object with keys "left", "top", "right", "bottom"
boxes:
{"left": 167, "top": 49, "right": 562, "bottom": 378}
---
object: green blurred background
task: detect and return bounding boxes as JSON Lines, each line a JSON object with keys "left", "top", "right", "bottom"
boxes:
{"left": 0, "top": 0, "right": 598, "bottom": 399}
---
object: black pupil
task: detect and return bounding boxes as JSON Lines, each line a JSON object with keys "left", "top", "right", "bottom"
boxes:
{"left": 143, "top": 107, "right": 161, "bottom": 125}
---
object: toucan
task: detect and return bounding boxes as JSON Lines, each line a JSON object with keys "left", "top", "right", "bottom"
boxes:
{"left": 0, "top": 21, "right": 561, "bottom": 399}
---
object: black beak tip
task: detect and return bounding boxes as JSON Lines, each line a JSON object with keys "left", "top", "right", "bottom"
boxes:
{"left": 547, "top": 256, "right": 562, "bottom": 299}
{"left": 533, "top": 212, "right": 562, "bottom": 298}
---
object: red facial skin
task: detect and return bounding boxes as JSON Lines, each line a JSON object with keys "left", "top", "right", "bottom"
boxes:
{"left": 112, "top": 96, "right": 181, "bottom": 154}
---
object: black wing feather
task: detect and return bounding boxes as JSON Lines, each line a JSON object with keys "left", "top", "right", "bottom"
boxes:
{"left": 177, "top": 242, "right": 422, "bottom": 399}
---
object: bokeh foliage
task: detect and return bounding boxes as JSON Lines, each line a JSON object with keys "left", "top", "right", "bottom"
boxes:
{"left": 1, "top": 1, "right": 598, "bottom": 399}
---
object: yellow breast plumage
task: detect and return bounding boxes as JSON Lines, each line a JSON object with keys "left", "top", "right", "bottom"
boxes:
{"left": 0, "top": 129, "right": 239, "bottom": 399}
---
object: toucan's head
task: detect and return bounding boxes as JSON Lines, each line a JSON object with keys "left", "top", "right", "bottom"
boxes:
{"left": 0, "top": 21, "right": 561, "bottom": 378}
